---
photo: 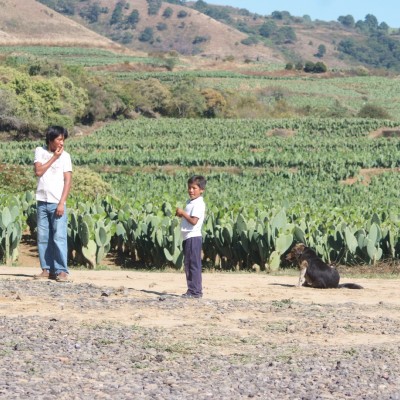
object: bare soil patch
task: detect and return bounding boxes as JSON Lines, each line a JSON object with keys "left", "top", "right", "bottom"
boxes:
{"left": 266, "top": 128, "right": 296, "bottom": 138}
{"left": 369, "top": 127, "right": 400, "bottom": 138}
{"left": 341, "top": 167, "right": 400, "bottom": 185}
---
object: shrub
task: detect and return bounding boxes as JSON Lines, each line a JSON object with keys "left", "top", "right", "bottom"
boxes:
{"left": 72, "top": 167, "right": 112, "bottom": 199}
{"left": 201, "top": 88, "right": 227, "bottom": 118}
{"left": 303, "top": 61, "right": 315, "bottom": 73}
{"left": 148, "top": 0, "right": 162, "bottom": 15}
{"left": 139, "top": 27, "right": 154, "bottom": 42}
{"left": 127, "top": 9, "right": 140, "bottom": 27}
{"left": 177, "top": 10, "right": 188, "bottom": 18}
{"left": 358, "top": 104, "right": 390, "bottom": 119}
{"left": 241, "top": 37, "right": 258, "bottom": 46}
{"left": 157, "top": 22, "right": 168, "bottom": 31}
{"left": 193, "top": 36, "right": 208, "bottom": 45}
{"left": 162, "top": 7, "right": 173, "bottom": 18}
{"left": 313, "top": 61, "right": 327, "bottom": 73}
{"left": 0, "top": 164, "right": 36, "bottom": 194}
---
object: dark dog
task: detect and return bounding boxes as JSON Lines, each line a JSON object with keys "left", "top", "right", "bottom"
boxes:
{"left": 286, "top": 243, "right": 363, "bottom": 289}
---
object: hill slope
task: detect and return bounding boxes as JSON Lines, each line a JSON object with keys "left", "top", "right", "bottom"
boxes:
{"left": 1, "top": 0, "right": 399, "bottom": 70}
{"left": 0, "top": 0, "right": 123, "bottom": 50}
{"left": 35, "top": 0, "right": 284, "bottom": 62}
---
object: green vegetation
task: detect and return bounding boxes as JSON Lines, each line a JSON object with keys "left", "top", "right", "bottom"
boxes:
{"left": 0, "top": 23, "right": 399, "bottom": 269}
{"left": 2, "top": 118, "right": 400, "bottom": 269}
{"left": 0, "top": 46, "right": 399, "bottom": 140}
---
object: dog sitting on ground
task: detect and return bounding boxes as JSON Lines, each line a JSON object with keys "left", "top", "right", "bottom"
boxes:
{"left": 286, "top": 243, "right": 363, "bottom": 289}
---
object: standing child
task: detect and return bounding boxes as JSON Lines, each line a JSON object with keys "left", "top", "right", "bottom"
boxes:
{"left": 33, "top": 126, "right": 72, "bottom": 282}
{"left": 175, "top": 175, "right": 206, "bottom": 298}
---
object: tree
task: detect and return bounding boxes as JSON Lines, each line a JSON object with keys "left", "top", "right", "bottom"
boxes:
{"left": 167, "top": 80, "right": 206, "bottom": 117}
{"left": 110, "top": 1, "right": 124, "bottom": 25}
{"left": 177, "top": 10, "right": 188, "bottom": 18}
{"left": 315, "top": 44, "right": 326, "bottom": 58}
{"left": 365, "top": 14, "right": 379, "bottom": 30}
{"left": 303, "top": 61, "right": 315, "bottom": 73}
{"left": 162, "top": 7, "right": 173, "bottom": 18}
{"left": 201, "top": 88, "right": 226, "bottom": 117}
{"left": 259, "top": 20, "right": 277, "bottom": 38}
{"left": 338, "top": 15, "right": 355, "bottom": 28}
{"left": 313, "top": 61, "right": 327, "bottom": 73}
{"left": 271, "top": 11, "right": 283, "bottom": 20}
{"left": 194, "top": 0, "right": 208, "bottom": 12}
{"left": 129, "top": 78, "right": 171, "bottom": 115}
{"left": 295, "top": 61, "right": 303, "bottom": 71}
{"left": 148, "top": 0, "right": 162, "bottom": 15}
{"left": 157, "top": 22, "right": 167, "bottom": 31}
{"left": 80, "top": 3, "right": 102, "bottom": 23}
{"left": 139, "top": 27, "right": 154, "bottom": 42}
{"left": 127, "top": 9, "right": 139, "bottom": 27}
{"left": 276, "top": 26, "right": 296, "bottom": 44}
{"left": 271, "top": 10, "right": 291, "bottom": 20}
{"left": 378, "top": 22, "right": 389, "bottom": 33}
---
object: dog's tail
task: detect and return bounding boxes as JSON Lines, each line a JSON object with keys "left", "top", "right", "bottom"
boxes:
{"left": 338, "top": 283, "right": 363, "bottom": 289}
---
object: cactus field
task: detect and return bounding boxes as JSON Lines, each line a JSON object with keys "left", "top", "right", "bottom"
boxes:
{"left": 2, "top": 117, "right": 400, "bottom": 270}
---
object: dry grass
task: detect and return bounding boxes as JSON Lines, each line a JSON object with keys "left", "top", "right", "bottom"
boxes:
{"left": 0, "top": 0, "right": 120, "bottom": 51}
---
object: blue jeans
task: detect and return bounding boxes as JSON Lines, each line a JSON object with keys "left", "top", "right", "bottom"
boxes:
{"left": 37, "top": 201, "right": 68, "bottom": 275}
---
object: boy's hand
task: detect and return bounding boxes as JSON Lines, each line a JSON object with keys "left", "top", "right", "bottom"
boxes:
{"left": 54, "top": 144, "right": 64, "bottom": 158}
{"left": 175, "top": 208, "right": 183, "bottom": 217}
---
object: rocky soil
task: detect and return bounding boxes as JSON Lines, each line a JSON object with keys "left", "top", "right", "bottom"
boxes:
{"left": 1, "top": 267, "right": 400, "bottom": 399}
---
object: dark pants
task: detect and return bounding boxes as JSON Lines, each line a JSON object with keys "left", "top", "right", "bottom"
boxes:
{"left": 183, "top": 237, "right": 203, "bottom": 296}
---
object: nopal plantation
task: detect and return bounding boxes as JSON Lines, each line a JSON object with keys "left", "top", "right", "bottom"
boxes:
{"left": 0, "top": 0, "right": 400, "bottom": 271}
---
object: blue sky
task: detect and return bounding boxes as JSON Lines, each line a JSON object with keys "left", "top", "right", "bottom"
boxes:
{"left": 210, "top": 0, "right": 399, "bottom": 28}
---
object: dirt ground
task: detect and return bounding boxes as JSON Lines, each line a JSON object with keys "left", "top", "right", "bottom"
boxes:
{"left": 2, "top": 240, "right": 400, "bottom": 350}
{"left": 1, "top": 263, "right": 400, "bottom": 329}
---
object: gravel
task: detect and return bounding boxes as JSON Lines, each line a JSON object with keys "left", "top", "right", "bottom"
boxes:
{"left": 1, "top": 279, "right": 400, "bottom": 399}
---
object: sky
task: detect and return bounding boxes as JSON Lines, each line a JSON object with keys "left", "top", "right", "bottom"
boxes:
{"left": 210, "top": 0, "right": 399, "bottom": 28}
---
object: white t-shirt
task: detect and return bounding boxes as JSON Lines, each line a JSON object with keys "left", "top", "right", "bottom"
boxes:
{"left": 34, "top": 146, "right": 72, "bottom": 203}
{"left": 180, "top": 196, "right": 206, "bottom": 241}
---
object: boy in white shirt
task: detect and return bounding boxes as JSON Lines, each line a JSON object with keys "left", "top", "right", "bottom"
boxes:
{"left": 33, "top": 126, "right": 72, "bottom": 282}
{"left": 176, "top": 175, "right": 206, "bottom": 298}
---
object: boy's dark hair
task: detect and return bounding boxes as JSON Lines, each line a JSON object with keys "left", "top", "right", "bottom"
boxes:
{"left": 45, "top": 126, "right": 68, "bottom": 145}
{"left": 188, "top": 175, "right": 206, "bottom": 190}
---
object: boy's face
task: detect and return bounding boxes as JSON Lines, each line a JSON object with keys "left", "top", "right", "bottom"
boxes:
{"left": 188, "top": 183, "right": 204, "bottom": 200}
{"left": 49, "top": 134, "right": 65, "bottom": 152}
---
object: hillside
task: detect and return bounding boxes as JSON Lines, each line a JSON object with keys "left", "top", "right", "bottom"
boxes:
{"left": 35, "top": 0, "right": 400, "bottom": 70}
{"left": 0, "top": 0, "right": 124, "bottom": 51}
{"left": 0, "top": 0, "right": 398, "bottom": 71}
{"left": 35, "top": 0, "right": 283, "bottom": 62}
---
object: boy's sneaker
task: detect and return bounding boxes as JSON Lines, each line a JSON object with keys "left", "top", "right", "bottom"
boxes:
{"left": 181, "top": 292, "right": 202, "bottom": 299}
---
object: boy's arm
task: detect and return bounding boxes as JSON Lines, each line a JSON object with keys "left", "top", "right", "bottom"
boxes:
{"left": 55, "top": 171, "right": 72, "bottom": 217}
{"left": 34, "top": 146, "right": 64, "bottom": 177}
{"left": 175, "top": 208, "right": 199, "bottom": 226}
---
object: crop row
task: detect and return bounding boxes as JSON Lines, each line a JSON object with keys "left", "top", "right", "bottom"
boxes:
{"left": 2, "top": 117, "right": 400, "bottom": 268}
{"left": 1, "top": 193, "right": 400, "bottom": 270}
